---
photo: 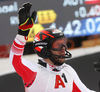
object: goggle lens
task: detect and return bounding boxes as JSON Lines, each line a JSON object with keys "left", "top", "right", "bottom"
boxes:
{"left": 51, "top": 37, "right": 67, "bottom": 51}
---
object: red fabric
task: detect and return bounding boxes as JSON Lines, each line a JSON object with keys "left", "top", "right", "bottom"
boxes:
{"left": 72, "top": 81, "right": 81, "bottom": 92}
{"left": 11, "top": 44, "right": 24, "bottom": 54}
{"left": 12, "top": 55, "right": 37, "bottom": 87}
{"left": 13, "top": 40, "right": 24, "bottom": 48}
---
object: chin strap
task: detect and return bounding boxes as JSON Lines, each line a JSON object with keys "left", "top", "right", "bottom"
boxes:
{"left": 52, "top": 50, "right": 72, "bottom": 59}
{"left": 36, "top": 46, "right": 72, "bottom": 66}
{"left": 49, "top": 50, "right": 72, "bottom": 66}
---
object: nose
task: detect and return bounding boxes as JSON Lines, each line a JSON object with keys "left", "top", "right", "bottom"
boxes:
{"left": 61, "top": 45, "right": 66, "bottom": 51}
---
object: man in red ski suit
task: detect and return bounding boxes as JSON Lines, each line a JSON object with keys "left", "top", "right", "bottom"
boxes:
{"left": 9, "top": 2, "right": 96, "bottom": 92}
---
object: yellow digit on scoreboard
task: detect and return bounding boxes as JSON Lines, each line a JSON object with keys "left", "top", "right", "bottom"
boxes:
{"left": 37, "top": 10, "right": 57, "bottom": 24}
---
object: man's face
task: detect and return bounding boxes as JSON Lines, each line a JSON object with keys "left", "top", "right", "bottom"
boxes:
{"left": 50, "top": 37, "right": 67, "bottom": 64}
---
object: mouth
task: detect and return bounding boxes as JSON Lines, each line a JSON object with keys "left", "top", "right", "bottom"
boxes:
{"left": 60, "top": 54, "right": 65, "bottom": 56}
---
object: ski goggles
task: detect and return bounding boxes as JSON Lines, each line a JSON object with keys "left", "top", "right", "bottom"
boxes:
{"left": 49, "top": 37, "right": 67, "bottom": 51}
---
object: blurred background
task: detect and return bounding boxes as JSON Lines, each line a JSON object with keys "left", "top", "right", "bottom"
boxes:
{"left": 0, "top": 0, "right": 100, "bottom": 92}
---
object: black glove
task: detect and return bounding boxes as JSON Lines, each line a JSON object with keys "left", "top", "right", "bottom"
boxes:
{"left": 18, "top": 2, "right": 37, "bottom": 36}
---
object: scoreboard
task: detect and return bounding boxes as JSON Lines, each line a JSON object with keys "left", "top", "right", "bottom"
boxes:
{"left": 0, "top": 0, "right": 100, "bottom": 44}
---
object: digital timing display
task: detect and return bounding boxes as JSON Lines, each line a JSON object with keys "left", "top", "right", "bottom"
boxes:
{"left": 0, "top": 0, "right": 100, "bottom": 44}
{"left": 61, "top": 0, "right": 100, "bottom": 37}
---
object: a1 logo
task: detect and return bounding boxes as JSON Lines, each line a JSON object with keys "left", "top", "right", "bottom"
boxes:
{"left": 55, "top": 73, "right": 67, "bottom": 89}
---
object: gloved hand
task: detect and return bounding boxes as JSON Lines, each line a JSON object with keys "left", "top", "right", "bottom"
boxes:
{"left": 18, "top": 2, "right": 37, "bottom": 36}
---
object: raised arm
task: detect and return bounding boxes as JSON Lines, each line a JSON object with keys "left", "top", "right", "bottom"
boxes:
{"left": 9, "top": 2, "right": 37, "bottom": 87}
